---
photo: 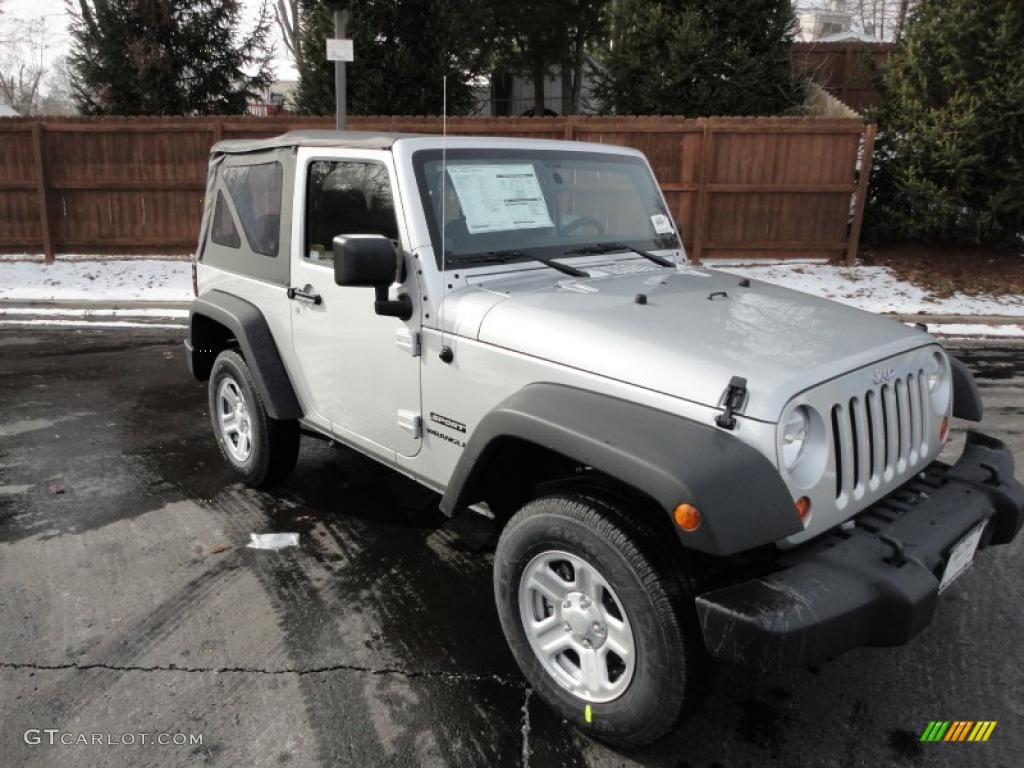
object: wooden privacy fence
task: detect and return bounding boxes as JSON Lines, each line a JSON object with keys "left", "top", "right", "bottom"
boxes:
{"left": 792, "top": 41, "right": 894, "bottom": 114}
{"left": 0, "top": 115, "right": 875, "bottom": 264}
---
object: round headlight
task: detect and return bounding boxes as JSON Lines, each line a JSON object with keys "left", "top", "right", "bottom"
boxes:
{"left": 782, "top": 406, "right": 809, "bottom": 470}
{"left": 927, "top": 350, "right": 952, "bottom": 412}
{"left": 926, "top": 352, "right": 944, "bottom": 392}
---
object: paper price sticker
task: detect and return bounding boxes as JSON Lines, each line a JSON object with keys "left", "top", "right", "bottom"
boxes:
{"left": 446, "top": 164, "right": 554, "bottom": 234}
{"left": 650, "top": 213, "right": 674, "bottom": 234}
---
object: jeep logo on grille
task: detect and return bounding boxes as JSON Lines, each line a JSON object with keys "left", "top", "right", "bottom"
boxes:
{"left": 873, "top": 367, "right": 897, "bottom": 385}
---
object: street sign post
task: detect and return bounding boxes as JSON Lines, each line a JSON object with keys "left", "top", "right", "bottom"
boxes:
{"left": 321, "top": 2, "right": 351, "bottom": 130}
{"left": 326, "top": 39, "right": 354, "bottom": 62}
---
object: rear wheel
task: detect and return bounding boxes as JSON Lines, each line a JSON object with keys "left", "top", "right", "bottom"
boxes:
{"left": 494, "top": 491, "right": 710, "bottom": 747}
{"left": 208, "top": 350, "right": 299, "bottom": 487}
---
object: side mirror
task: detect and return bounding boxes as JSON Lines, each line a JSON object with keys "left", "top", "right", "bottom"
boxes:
{"left": 333, "top": 234, "right": 398, "bottom": 287}
{"left": 332, "top": 234, "right": 413, "bottom": 321}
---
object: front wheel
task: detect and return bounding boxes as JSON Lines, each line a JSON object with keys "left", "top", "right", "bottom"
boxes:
{"left": 493, "top": 492, "right": 710, "bottom": 747}
{"left": 208, "top": 349, "right": 299, "bottom": 487}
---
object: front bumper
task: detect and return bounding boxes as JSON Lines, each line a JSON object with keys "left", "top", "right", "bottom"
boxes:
{"left": 696, "top": 431, "right": 1024, "bottom": 671}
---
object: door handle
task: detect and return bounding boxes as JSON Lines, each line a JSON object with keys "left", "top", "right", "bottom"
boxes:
{"left": 287, "top": 286, "right": 322, "bottom": 305}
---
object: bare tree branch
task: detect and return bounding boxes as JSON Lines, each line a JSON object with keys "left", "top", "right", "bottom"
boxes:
{"left": 895, "top": 0, "right": 910, "bottom": 39}
{"left": 0, "top": 16, "right": 48, "bottom": 113}
{"left": 76, "top": 0, "right": 99, "bottom": 40}
{"left": 274, "top": 0, "right": 301, "bottom": 70}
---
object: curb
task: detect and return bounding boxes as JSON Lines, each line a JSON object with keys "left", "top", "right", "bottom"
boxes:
{"left": 891, "top": 314, "right": 1022, "bottom": 327}
{"left": 0, "top": 314, "right": 186, "bottom": 328}
{"left": 0, "top": 299, "right": 191, "bottom": 310}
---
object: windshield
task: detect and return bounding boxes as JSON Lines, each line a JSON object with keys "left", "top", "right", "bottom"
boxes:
{"left": 412, "top": 148, "right": 680, "bottom": 269}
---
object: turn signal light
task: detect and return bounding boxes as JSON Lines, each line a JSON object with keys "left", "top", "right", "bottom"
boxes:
{"left": 939, "top": 416, "right": 949, "bottom": 443}
{"left": 795, "top": 496, "right": 812, "bottom": 523}
{"left": 673, "top": 503, "right": 701, "bottom": 532}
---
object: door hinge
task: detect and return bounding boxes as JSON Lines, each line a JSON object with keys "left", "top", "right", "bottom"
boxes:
{"left": 395, "top": 328, "right": 420, "bottom": 357}
{"left": 397, "top": 410, "right": 422, "bottom": 438}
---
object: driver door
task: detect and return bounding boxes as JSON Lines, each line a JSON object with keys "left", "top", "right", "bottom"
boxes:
{"left": 289, "top": 150, "right": 421, "bottom": 458}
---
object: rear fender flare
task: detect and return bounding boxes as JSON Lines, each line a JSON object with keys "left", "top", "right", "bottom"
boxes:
{"left": 187, "top": 290, "right": 301, "bottom": 420}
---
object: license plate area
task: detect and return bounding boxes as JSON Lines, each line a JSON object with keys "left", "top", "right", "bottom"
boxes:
{"left": 939, "top": 523, "right": 986, "bottom": 592}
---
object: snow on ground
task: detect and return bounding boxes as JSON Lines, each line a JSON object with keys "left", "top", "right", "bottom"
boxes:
{"left": 0, "top": 259, "right": 192, "bottom": 303}
{"left": 919, "top": 323, "right": 1024, "bottom": 338}
{"left": 0, "top": 253, "right": 193, "bottom": 265}
{"left": 716, "top": 262, "right": 1024, "bottom": 317}
{"left": 0, "top": 258, "right": 1021, "bottom": 336}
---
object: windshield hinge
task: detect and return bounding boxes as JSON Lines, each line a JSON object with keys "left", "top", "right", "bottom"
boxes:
{"left": 397, "top": 410, "right": 422, "bottom": 438}
{"left": 715, "top": 376, "right": 748, "bottom": 430}
{"left": 395, "top": 328, "right": 420, "bottom": 357}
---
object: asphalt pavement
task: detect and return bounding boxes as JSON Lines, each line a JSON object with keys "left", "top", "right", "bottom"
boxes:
{"left": 0, "top": 328, "right": 1021, "bottom": 768}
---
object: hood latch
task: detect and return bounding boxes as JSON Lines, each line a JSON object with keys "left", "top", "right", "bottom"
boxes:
{"left": 715, "top": 376, "right": 748, "bottom": 430}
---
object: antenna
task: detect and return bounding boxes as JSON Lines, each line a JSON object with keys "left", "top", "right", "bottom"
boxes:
{"left": 439, "top": 75, "right": 453, "bottom": 363}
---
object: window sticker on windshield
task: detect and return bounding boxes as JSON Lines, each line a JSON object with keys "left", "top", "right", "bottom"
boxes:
{"left": 650, "top": 213, "right": 674, "bottom": 234}
{"left": 446, "top": 164, "right": 554, "bottom": 234}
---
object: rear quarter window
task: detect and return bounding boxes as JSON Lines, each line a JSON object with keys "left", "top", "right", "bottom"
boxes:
{"left": 199, "top": 152, "right": 292, "bottom": 286}
{"left": 210, "top": 190, "right": 241, "bottom": 249}
{"left": 223, "top": 162, "right": 283, "bottom": 257}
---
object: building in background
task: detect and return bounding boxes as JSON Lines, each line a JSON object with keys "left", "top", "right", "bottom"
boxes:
{"left": 482, "top": 68, "right": 599, "bottom": 117}
{"left": 247, "top": 59, "right": 298, "bottom": 116}
{"left": 796, "top": 0, "right": 914, "bottom": 42}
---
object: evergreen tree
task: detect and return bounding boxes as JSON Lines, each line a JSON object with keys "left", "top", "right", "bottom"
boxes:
{"left": 294, "top": 0, "right": 490, "bottom": 116}
{"left": 865, "top": 0, "right": 1024, "bottom": 247}
{"left": 67, "top": 0, "right": 274, "bottom": 115}
{"left": 489, "top": 0, "right": 565, "bottom": 116}
{"left": 558, "top": 0, "right": 610, "bottom": 115}
{"left": 592, "top": 0, "right": 802, "bottom": 116}
{"left": 294, "top": 0, "right": 333, "bottom": 114}
{"left": 488, "top": 0, "right": 610, "bottom": 116}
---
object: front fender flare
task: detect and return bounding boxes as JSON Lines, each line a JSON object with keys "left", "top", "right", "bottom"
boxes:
{"left": 441, "top": 384, "right": 801, "bottom": 556}
{"left": 950, "top": 356, "right": 983, "bottom": 422}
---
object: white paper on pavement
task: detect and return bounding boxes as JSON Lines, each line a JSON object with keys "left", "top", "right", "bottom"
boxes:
{"left": 246, "top": 533, "right": 300, "bottom": 550}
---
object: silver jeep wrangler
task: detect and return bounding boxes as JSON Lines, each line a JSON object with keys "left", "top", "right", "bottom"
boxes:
{"left": 186, "top": 130, "right": 1023, "bottom": 747}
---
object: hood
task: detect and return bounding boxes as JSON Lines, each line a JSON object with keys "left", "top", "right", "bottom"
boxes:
{"left": 449, "top": 263, "right": 932, "bottom": 422}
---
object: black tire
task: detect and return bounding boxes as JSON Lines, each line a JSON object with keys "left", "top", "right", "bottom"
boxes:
{"left": 208, "top": 349, "right": 299, "bottom": 487}
{"left": 494, "top": 491, "right": 710, "bottom": 748}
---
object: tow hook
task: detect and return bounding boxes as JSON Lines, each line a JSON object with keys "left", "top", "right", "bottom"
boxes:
{"left": 879, "top": 534, "right": 908, "bottom": 566}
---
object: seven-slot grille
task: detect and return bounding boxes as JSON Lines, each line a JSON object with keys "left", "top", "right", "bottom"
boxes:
{"left": 830, "top": 367, "right": 931, "bottom": 506}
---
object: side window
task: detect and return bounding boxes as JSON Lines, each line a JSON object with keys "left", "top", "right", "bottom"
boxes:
{"left": 223, "top": 162, "right": 283, "bottom": 257}
{"left": 305, "top": 160, "right": 398, "bottom": 264}
{"left": 209, "top": 191, "right": 241, "bottom": 249}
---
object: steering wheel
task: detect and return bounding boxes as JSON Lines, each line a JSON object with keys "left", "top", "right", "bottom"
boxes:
{"left": 560, "top": 216, "right": 605, "bottom": 237}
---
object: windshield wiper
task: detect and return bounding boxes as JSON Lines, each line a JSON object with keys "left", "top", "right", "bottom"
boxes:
{"left": 444, "top": 250, "right": 508, "bottom": 265}
{"left": 564, "top": 242, "right": 675, "bottom": 268}
{"left": 534, "top": 256, "right": 589, "bottom": 277}
{"left": 474, "top": 249, "right": 590, "bottom": 278}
